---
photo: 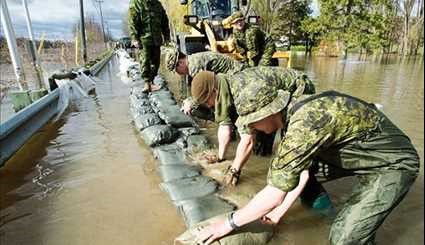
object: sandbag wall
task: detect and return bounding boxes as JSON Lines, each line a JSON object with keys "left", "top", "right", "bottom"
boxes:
{"left": 124, "top": 61, "right": 236, "bottom": 229}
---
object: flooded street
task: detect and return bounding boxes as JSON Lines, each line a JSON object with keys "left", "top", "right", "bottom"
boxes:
{"left": 0, "top": 57, "right": 185, "bottom": 245}
{"left": 0, "top": 53, "right": 423, "bottom": 245}
{"left": 270, "top": 54, "right": 424, "bottom": 244}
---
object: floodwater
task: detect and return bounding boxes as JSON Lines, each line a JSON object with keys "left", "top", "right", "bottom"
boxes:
{"left": 0, "top": 57, "right": 185, "bottom": 245}
{"left": 0, "top": 53, "right": 423, "bottom": 245}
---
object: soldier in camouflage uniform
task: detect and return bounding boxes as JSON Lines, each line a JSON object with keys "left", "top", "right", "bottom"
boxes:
{"left": 223, "top": 11, "right": 277, "bottom": 67}
{"left": 165, "top": 50, "right": 248, "bottom": 77}
{"left": 191, "top": 66, "right": 317, "bottom": 185}
{"left": 165, "top": 49, "right": 248, "bottom": 119}
{"left": 194, "top": 80, "right": 419, "bottom": 244}
{"left": 128, "top": 0, "right": 170, "bottom": 92}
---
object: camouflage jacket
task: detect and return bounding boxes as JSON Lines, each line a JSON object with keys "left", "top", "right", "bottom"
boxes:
{"left": 233, "top": 23, "right": 275, "bottom": 66}
{"left": 187, "top": 51, "right": 247, "bottom": 78}
{"left": 128, "top": 0, "right": 170, "bottom": 46}
{"left": 266, "top": 91, "right": 419, "bottom": 192}
{"left": 215, "top": 66, "right": 316, "bottom": 129}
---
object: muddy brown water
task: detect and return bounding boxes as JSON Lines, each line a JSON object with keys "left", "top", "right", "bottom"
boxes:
{"left": 0, "top": 54, "right": 423, "bottom": 244}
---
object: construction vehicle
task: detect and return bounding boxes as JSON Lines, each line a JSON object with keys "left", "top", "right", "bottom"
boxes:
{"left": 174, "top": 0, "right": 290, "bottom": 97}
{"left": 175, "top": 0, "right": 291, "bottom": 65}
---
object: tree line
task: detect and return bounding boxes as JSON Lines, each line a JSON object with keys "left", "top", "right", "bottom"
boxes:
{"left": 249, "top": 0, "right": 423, "bottom": 56}
{"left": 119, "top": 1, "right": 423, "bottom": 57}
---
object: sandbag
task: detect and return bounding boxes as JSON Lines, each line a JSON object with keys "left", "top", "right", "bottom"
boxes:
{"left": 153, "top": 75, "right": 167, "bottom": 88}
{"left": 149, "top": 90, "right": 173, "bottom": 100}
{"left": 175, "top": 195, "right": 236, "bottom": 228}
{"left": 178, "top": 127, "right": 200, "bottom": 139}
{"left": 129, "top": 106, "right": 139, "bottom": 119}
{"left": 176, "top": 137, "right": 188, "bottom": 149}
{"left": 175, "top": 214, "right": 274, "bottom": 245}
{"left": 158, "top": 110, "right": 195, "bottom": 128}
{"left": 130, "top": 105, "right": 155, "bottom": 120}
{"left": 134, "top": 113, "right": 163, "bottom": 131}
{"left": 152, "top": 98, "right": 177, "bottom": 110}
{"left": 130, "top": 87, "right": 148, "bottom": 99}
{"left": 187, "top": 135, "right": 211, "bottom": 153}
{"left": 153, "top": 144, "right": 188, "bottom": 165}
{"left": 158, "top": 165, "right": 201, "bottom": 182}
{"left": 160, "top": 176, "right": 218, "bottom": 202}
{"left": 130, "top": 94, "right": 150, "bottom": 108}
{"left": 136, "top": 105, "right": 155, "bottom": 115}
{"left": 140, "top": 125, "right": 178, "bottom": 146}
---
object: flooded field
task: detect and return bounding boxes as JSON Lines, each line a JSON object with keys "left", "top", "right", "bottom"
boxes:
{"left": 0, "top": 53, "right": 423, "bottom": 244}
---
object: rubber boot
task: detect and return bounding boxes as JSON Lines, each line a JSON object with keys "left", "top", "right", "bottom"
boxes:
{"left": 305, "top": 192, "right": 336, "bottom": 218}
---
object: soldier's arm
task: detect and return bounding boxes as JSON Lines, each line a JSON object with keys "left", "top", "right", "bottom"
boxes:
{"left": 231, "top": 132, "right": 255, "bottom": 171}
{"left": 277, "top": 69, "right": 306, "bottom": 96}
{"left": 196, "top": 111, "right": 334, "bottom": 244}
{"left": 128, "top": 0, "right": 142, "bottom": 42}
{"left": 246, "top": 28, "right": 262, "bottom": 66}
{"left": 261, "top": 170, "right": 310, "bottom": 225}
{"left": 278, "top": 69, "right": 316, "bottom": 98}
{"left": 268, "top": 114, "right": 332, "bottom": 192}
{"left": 232, "top": 32, "right": 246, "bottom": 58}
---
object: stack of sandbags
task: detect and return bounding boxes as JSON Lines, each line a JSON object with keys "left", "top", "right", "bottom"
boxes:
{"left": 118, "top": 50, "right": 273, "bottom": 244}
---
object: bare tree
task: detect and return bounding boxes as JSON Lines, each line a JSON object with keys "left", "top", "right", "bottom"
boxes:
{"left": 399, "top": 0, "right": 415, "bottom": 55}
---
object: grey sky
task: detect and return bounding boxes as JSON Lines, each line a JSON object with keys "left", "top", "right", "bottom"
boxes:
{"left": 3, "top": 0, "right": 130, "bottom": 40}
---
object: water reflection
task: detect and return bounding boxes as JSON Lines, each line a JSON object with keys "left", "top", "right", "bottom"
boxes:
{"left": 0, "top": 57, "right": 185, "bottom": 245}
{"left": 292, "top": 53, "right": 424, "bottom": 163}
{"left": 0, "top": 54, "right": 422, "bottom": 245}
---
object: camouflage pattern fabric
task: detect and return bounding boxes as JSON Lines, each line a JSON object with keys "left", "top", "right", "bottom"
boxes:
{"left": 259, "top": 91, "right": 420, "bottom": 244}
{"left": 233, "top": 23, "right": 276, "bottom": 67}
{"left": 227, "top": 66, "right": 316, "bottom": 118}
{"left": 128, "top": 0, "right": 170, "bottom": 83}
{"left": 187, "top": 51, "right": 247, "bottom": 78}
{"left": 164, "top": 47, "right": 179, "bottom": 71}
{"left": 216, "top": 67, "right": 315, "bottom": 134}
{"left": 128, "top": 0, "right": 170, "bottom": 46}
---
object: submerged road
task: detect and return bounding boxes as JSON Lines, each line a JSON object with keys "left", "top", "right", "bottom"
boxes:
{"left": 0, "top": 56, "right": 185, "bottom": 245}
{"left": 0, "top": 53, "right": 423, "bottom": 245}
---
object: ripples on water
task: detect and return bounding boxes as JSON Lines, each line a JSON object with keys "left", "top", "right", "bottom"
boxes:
{"left": 0, "top": 54, "right": 423, "bottom": 245}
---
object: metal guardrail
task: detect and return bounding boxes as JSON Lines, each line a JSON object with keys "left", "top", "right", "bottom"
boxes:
{"left": 0, "top": 89, "right": 60, "bottom": 165}
{"left": 0, "top": 50, "right": 113, "bottom": 167}
{"left": 89, "top": 51, "right": 114, "bottom": 76}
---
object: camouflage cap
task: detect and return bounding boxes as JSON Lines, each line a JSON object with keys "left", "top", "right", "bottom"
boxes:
{"left": 222, "top": 11, "right": 244, "bottom": 27}
{"left": 164, "top": 47, "right": 179, "bottom": 71}
{"left": 235, "top": 90, "right": 291, "bottom": 129}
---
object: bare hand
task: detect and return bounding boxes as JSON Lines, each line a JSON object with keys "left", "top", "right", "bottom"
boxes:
{"left": 204, "top": 152, "right": 219, "bottom": 164}
{"left": 181, "top": 100, "right": 193, "bottom": 115}
{"left": 260, "top": 209, "right": 282, "bottom": 226}
{"left": 194, "top": 219, "right": 233, "bottom": 245}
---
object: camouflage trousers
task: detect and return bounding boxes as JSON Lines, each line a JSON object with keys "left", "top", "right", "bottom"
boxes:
{"left": 329, "top": 169, "right": 417, "bottom": 245}
{"left": 139, "top": 44, "right": 161, "bottom": 84}
{"left": 326, "top": 115, "right": 419, "bottom": 244}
